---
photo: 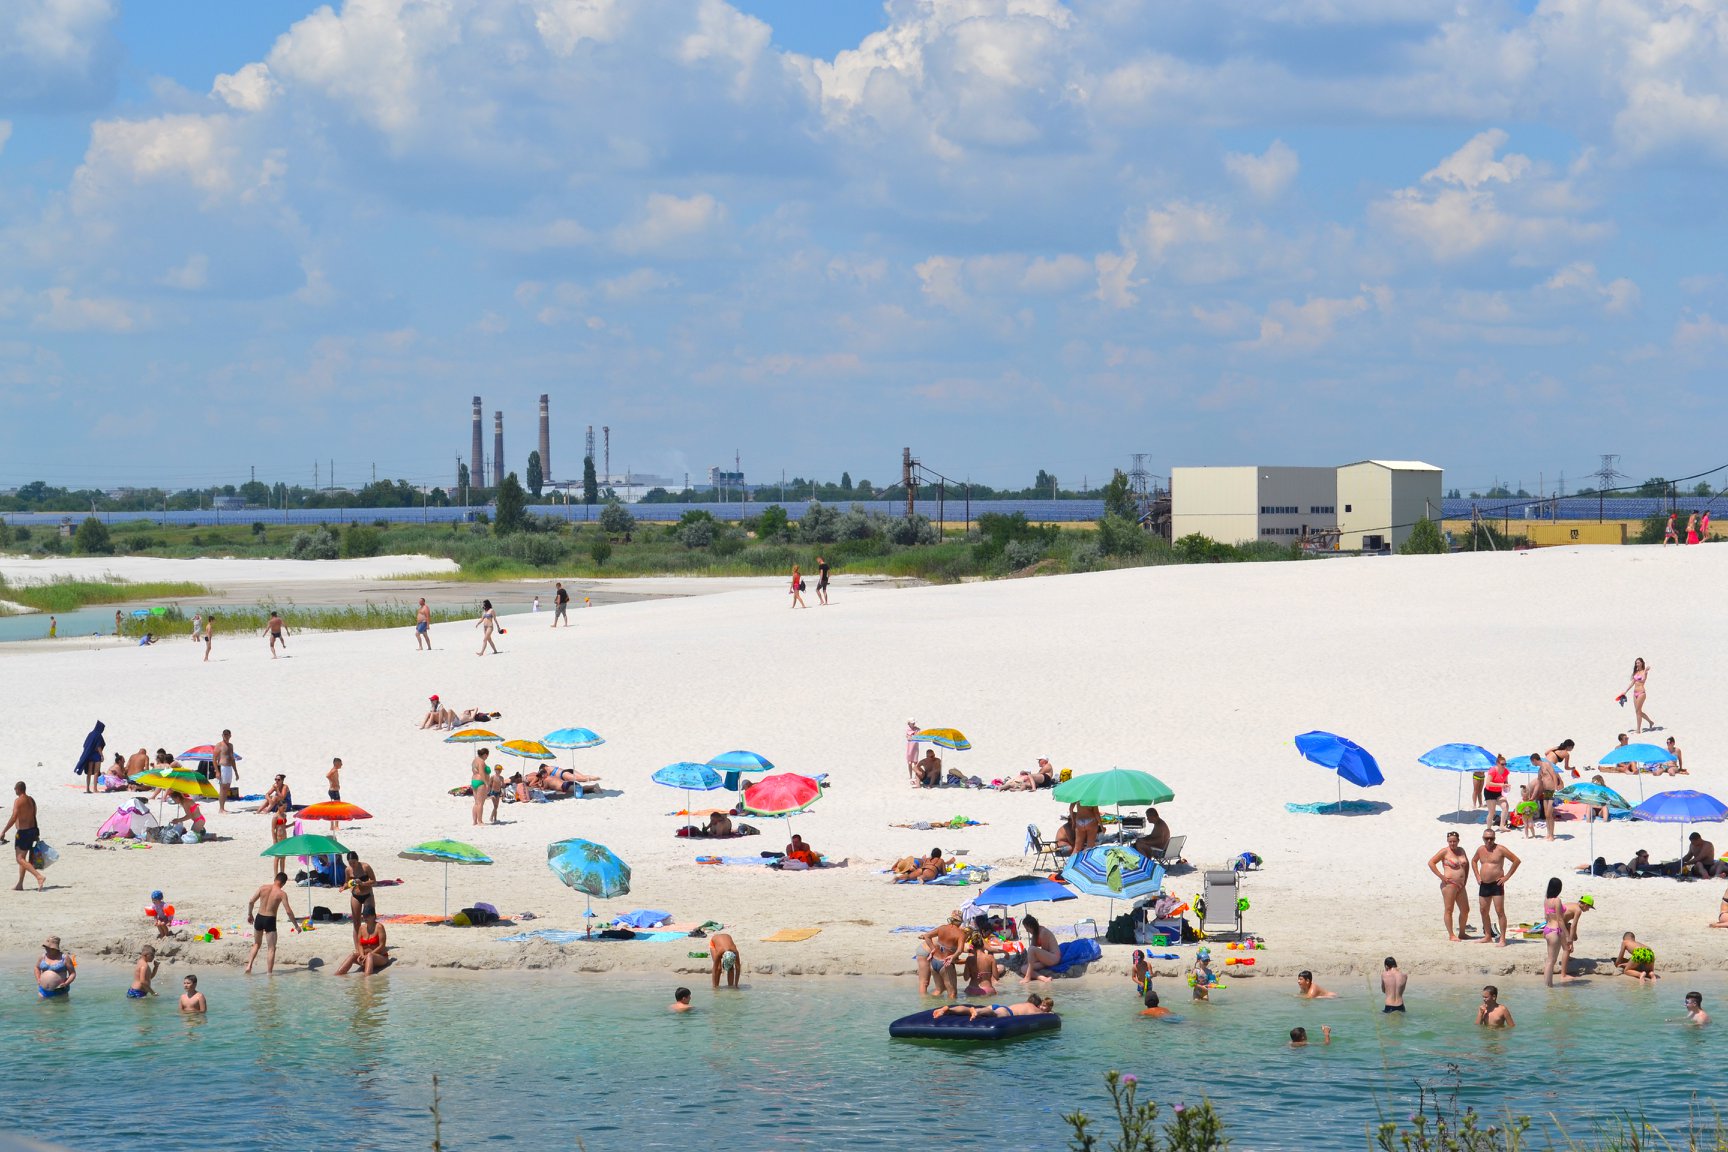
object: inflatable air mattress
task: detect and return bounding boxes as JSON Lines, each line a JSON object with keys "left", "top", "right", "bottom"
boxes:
{"left": 889, "top": 1006, "right": 1061, "bottom": 1041}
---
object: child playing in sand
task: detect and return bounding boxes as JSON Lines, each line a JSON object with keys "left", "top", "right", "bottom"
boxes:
{"left": 1615, "top": 932, "right": 1658, "bottom": 981}
{"left": 148, "top": 890, "right": 171, "bottom": 938}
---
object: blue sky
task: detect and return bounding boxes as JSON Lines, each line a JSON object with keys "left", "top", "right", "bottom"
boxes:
{"left": 3, "top": 0, "right": 1726, "bottom": 495}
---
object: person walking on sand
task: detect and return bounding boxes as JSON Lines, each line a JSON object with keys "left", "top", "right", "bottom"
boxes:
{"left": 214, "top": 729, "right": 238, "bottom": 813}
{"left": 789, "top": 564, "right": 806, "bottom": 608}
{"left": 709, "top": 932, "right": 742, "bottom": 990}
{"left": 191, "top": 612, "right": 202, "bottom": 642}
{"left": 414, "top": 598, "right": 432, "bottom": 650}
{"left": 905, "top": 720, "right": 920, "bottom": 777}
{"left": 245, "top": 872, "right": 302, "bottom": 975}
{"left": 1482, "top": 756, "right": 1511, "bottom": 829}
{"left": 552, "top": 581, "right": 570, "bottom": 628}
{"left": 1663, "top": 512, "right": 1679, "bottom": 545}
{"left": 1703, "top": 510, "right": 1713, "bottom": 540}
{"left": 470, "top": 749, "right": 491, "bottom": 827}
{"left": 4, "top": 782, "right": 45, "bottom": 892}
{"left": 1472, "top": 828, "right": 1520, "bottom": 947}
{"left": 1686, "top": 513, "right": 1700, "bottom": 545}
{"left": 1534, "top": 754, "right": 1563, "bottom": 841}
{"left": 475, "top": 600, "right": 500, "bottom": 656}
{"left": 201, "top": 614, "right": 213, "bottom": 661}
{"left": 265, "top": 611, "right": 287, "bottom": 658}
{"left": 1381, "top": 957, "right": 1407, "bottom": 1013}
{"left": 1622, "top": 658, "right": 1655, "bottom": 734}
{"left": 1423, "top": 832, "right": 1465, "bottom": 939}
{"left": 815, "top": 555, "right": 830, "bottom": 606}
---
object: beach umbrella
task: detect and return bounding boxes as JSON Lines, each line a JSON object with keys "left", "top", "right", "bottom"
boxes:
{"left": 444, "top": 729, "right": 499, "bottom": 744}
{"left": 264, "top": 833, "right": 350, "bottom": 919}
{"left": 135, "top": 770, "right": 220, "bottom": 799}
{"left": 399, "top": 839, "right": 491, "bottom": 920}
{"left": 975, "top": 874, "right": 1078, "bottom": 907}
{"left": 1632, "top": 789, "right": 1728, "bottom": 854}
{"left": 74, "top": 720, "right": 106, "bottom": 781}
{"left": 1600, "top": 743, "right": 1674, "bottom": 801}
{"left": 652, "top": 762, "right": 725, "bottom": 831}
{"left": 497, "top": 739, "right": 556, "bottom": 761}
{"left": 1062, "top": 847, "right": 1164, "bottom": 917}
{"left": 1294, "top": 730, "right": 1383, "bottom": 810}
{"left": 297, "top": 801, "right": 371, "bottom": 834}
{"left": 547, "top": 838, "right": 631, "bottom": 937}
{"left": 177, "top": 745, "right": 242, "bottom": 764}
{"left": 1555, "top": 782, "right": 1632, "bottom": 861}
{"left": 707, "top": 750, "right": 774, "bottom": 773}
{"left": 1418, "top": 743, "right": 1498, "bottom": 817}
{"left": 742, "top": 773, "right": 822, "bottom": 836}
{"left": 543, "top": 728, "right": 605, "bottom": 750}
{"left": 1053, "top": 768, "right": 1175, "bottom": 808}
{"left": 914, "top": 728, "right": 971, "bottom": 751}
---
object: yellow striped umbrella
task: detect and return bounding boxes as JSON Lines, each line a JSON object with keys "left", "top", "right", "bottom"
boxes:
{"left": 135, "top": 771, "right": 220, "bottom": 799}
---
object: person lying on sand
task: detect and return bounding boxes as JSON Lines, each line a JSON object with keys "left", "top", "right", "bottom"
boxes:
{"left": 892, "top": 848, "right": 945, "bottom": 882}
{"left": 999, "top": 758, "right": 1058, "bottom": 791}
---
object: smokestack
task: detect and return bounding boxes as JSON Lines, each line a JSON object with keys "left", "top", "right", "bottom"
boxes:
{"left": 470, "top": 397, "right": 484, "bottom": 488}
{"left": 538, "top": 394, "right": 551, "bottom": 482}
{"left": 493, "top": 411, "right": 505, "bottom": 489}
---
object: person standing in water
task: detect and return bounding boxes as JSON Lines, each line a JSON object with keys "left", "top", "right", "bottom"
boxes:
{"left": 179, "top": 975, "right": 207, "bottom": 1013}
{"left": 244, "top": 873, "right": 302, "bottom": 975}
{"left": 1381, "top": 957, "right": 1407, "bottom": 1013}
{"left": 128, "top": 945, "right": 157, "bottom": 998}
{"left": 475, "top": 600, "right": 500, "bottom": 656}
{"left": 709, "top": 932, "right": 742, "bottom": 990}
{"left": 1622, "top": 658, "right": 1655, "bottom": 734}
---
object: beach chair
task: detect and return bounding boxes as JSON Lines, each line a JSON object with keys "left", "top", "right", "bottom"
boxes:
{"left": 1144, "top": 834, "right": 1186, "bottom": 864}
{"left": 1199, "top": 869, "right": 1243, "bottom": 938}
{"left": 1026, "top": 825, "right": 1066, "bottom": 872}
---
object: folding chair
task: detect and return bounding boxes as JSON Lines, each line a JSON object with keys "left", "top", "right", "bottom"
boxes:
{"left": 1026, "top": 824, "right": 1064, "bottom": 872}
{"left": 1144, "top": 834, "right": 1186, "bottom": 864}
{"left": 1199, "top": 869, "right": 1243, "bottom": 938}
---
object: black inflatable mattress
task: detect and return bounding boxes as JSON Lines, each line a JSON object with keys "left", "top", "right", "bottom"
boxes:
{"left": 889, "top": 1006, "right": 1061, "bottom": 1041}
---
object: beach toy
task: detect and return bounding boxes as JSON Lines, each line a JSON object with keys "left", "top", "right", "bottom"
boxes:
{"left": 889, "top": 1007, "right": 1060, "bottom": 1042}
{"left": 207, "top": 927, "right": 221, "bottom": 940}
{"left": 1225, "top": 957, "right": 1255, "bottom": 966}
{"left": 1236, "top": 898, "right": 1250, "bottom": 913}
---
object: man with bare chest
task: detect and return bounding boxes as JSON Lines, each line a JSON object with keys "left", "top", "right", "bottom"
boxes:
{"left": 1472, "top": 830, "right": 1521, "bottom": 947}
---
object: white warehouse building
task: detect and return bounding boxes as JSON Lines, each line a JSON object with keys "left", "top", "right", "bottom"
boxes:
{"left": 1171, "top": 460, "right": 1443, "bottom": 552}
{"left": 1169, "top": 466, "right": 1339, "bottom": 547}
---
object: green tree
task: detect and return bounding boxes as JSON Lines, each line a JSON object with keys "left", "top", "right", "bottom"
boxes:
{"left": 494, "top": 472, "right": 528, "bottom": 535}
{"left": 457, "top": 461, "right": 470, "bottom": 498}
{"left": 1101, "top": 469, "right": 1136, "bottom": 520}
{"left": 73, "top": 516, "right": 114, "bottom": 555}
{"left": 840, "top": 471, "right": 852, "bottom": 491}
{"left": 589, "top": 538, "right": 612, "bottom": 566}
{"left": 582, "top": 455, "right": 599, "bottom": 505}
{"left": 598, "top": 499, "right": 635, "bottom": 537}
{"left": 754, "top": 504, "right": 789, "bottom": 540}
{"left": 1694, "top": 481, "right": 1714, "bottom": 497}
{"left": 239, "top": 480, "right": 270, "bottom": 505}
{"left": 1635, "top": 477, "right": 1669, "bottom": 497}
{"left": 526, "top": 451, "right": 543, "bottom": 498}
{"left": 1399, "top": 516, "right": 1446, "bottom": 555}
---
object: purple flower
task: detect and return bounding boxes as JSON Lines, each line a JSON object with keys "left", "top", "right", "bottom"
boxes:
{"left": 1121, "top": 1075, "right": 1138, "bottom": 1084}
{"left": 1173, "top": 1104, "right": 1186, "bottom": 1115}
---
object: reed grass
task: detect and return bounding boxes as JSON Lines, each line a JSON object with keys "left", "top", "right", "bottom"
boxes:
{"left": 0, "top": 573, "right": 209, "bottom": 613}
{"left": 120, "top": 600, "right": 479, "bottom": 637}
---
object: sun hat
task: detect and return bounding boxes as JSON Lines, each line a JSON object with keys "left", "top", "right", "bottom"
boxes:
{"left": 42, "top": 936, "right": 59, "bottom": 949}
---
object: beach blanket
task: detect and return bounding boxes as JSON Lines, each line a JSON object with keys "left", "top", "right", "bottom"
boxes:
{"left": 1284, "top": 800, "right": 1380, "bottom": 815}
{"left": 498, "top": 927, "right": 686, "bottom": 944}
{"left": 890, "top": 926, "right": 937, "bottom": 934}
{"left": 1044, "top": 938, "right": 1103, "bottom": 975}
{"left": 892, "top": 817, "right": 987, "bottom": 830}
{"left": 378, "top": 914, "right": 448, "bottom": 925}
{"left": 695, "top": 855, "right": 776, "bottom": 866}
{"left": 761, "top": 928, "right": 822, "bottom": 942}
{"left": 893, "top": 864, "right": 992, "bottom": 885}
{"left": 613, "top": 909, "right": 672, "bottom": 929}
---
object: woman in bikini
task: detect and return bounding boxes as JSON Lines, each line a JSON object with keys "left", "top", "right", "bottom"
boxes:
{"left": 1540, "top": 877, "right": 1568, "bottom": 987}
{"left": 1069, "top": 803, "right": 1101, "bottom": 853}
{"left": 470, "top": 750, "right": 490, "bottom": 826}
{"left": 1543, "top": 739, "right": 1577, "bottom": 779}
{"left": 1622, "top": 658, "right": 1654, "bottom": 734}
{"left": 1021, "top": 914, "right": 1062, "bottom": 982}
{"left": 335, "top": 914, "right": 392, "bottom": 976}
{"left": 474, "top": 600, "right": 500, "bottom": 656}
{"left": 1482, "top": 755, "right": 1511, "bottom": 829}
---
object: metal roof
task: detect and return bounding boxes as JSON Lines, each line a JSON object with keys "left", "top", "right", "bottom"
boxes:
{"left": 1343, "top": 460, "right": 1442, "bottom": 472}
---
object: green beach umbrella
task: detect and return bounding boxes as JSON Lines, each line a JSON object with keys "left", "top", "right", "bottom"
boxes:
{"left": 400, "top": 840, "right": 492, "bottom": 920}
{"left": 1053, "top": 768, "right": 1175, "bottom": 808}
{"left": 263, "top": 833, "right": 349, "bottom": 924}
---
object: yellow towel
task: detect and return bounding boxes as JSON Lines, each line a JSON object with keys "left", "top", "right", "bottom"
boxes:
{"left": 761, "top": 927, "right": 822, "bottom": 942}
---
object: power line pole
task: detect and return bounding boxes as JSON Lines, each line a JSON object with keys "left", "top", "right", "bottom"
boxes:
{"left": 1591, "top": 453, "right": 1625, "bottom": 524}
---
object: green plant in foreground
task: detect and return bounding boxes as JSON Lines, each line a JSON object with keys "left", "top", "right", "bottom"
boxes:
{"left": 1064, "top": 1071, "right": 1227, "bottom": 1152}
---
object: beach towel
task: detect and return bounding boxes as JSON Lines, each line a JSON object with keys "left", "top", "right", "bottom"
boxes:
{"left": 891, "top": 926, "right": 938, "bottom": 934}
{"left": 613, "top": 910, "right": 672, "bottom": 929}
{"left": 896, "top": 864, "right": 992, "bottom": 885}
{"left": 761, "top": 928, "right": 822, "bottom": 942}
{"left": 498, "top": 927, "right": 687, "bottom": 944}
{"left": 1043, "top": 938, "right": 1102, "bottom": 975}
{"left": 892, "top": 817, "right": 987, "bottom": 830}
{"left": 695, "top": 855, "right": 776, "bottom": 866}
{"left": 1284, "top": 800, "right": 1380, "bottom": 815}
{"left": 378, "top": 914, "right": 449, "bottom": 925}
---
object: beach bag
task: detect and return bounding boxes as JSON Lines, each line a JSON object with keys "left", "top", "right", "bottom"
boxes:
{"left": 29, "top": 842, "right": 58, "bottom": 870}
{"left": 458, "top": 906, "right": 500, "bottom": 926}
{"left": 1106, "top": 913, "right": 1137, "bottom": 945}
{"left": 311, "top": 906, "right": 335, "bottom": 922}
{"left": 798, "top": 579, "right": 807, "bottom": 592}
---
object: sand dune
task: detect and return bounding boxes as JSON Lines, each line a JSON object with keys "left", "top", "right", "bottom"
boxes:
{"left": 3, "top": 546, "right": 1723, "bottom": 986}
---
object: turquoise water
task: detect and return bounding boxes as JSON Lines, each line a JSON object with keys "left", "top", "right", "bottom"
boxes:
{"left": 4, "top": 965, "right": 1721, "bottom": 1151}
{"left": 0, "top": 601, "right": 530, "bottom": 643}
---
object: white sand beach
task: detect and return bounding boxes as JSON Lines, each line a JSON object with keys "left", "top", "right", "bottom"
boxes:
{"left": 2, "top": 546, "right": 1724, "bottom": 985}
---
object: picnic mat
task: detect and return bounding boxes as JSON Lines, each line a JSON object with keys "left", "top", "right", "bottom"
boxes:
{"left": 379, "top": 914, "right": 449, "bottom": 925}
{"left": 761, "top": 928, "right": 822, "bottom": 943}
{"left": 499, "top": 927, "right": 690, "bottom": 944}
{"left": 696, "top": 855, "right": 776, "bottom": 866}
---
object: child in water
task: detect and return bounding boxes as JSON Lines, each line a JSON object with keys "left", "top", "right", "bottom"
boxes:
{"left": 1190, "top": 947, "right": 1220, "bottom": 1001}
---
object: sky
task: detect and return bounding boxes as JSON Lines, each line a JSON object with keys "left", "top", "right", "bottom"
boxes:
{"left": 3, "top": 0, "right": 1727, "bottom": 496}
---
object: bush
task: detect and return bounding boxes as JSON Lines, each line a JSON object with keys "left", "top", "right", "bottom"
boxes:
{"left": 1002, "top": 539, "right": 1045, "bottom": 570}
{"left": 1173, "top": 533, "right": 1235, "bottom": 563}
{"left": 1099, "top": 515, "right": 1150, "bottom": 558}
{"left": 127, "top": 535, "right": 158, "bottom": 553}
{"left": 13, "top": 526, "right": 30, "bottom": 543}
{"left": 1635, "top": 513, "right": 1668, "bottom": 545}
{"left": 885, "top": 513, "right": 937, "bottom": 546}
{"left": 679, "top": 519, "right": 716, "bottom": 548}
{"left": 289, "top": 526, "right": 339, "bottom": 561}
{"left": 711, "top": 529, "right": 745, "bottom": 558}
{"left": 74, "top": 516, "right": 114, "bottom": 555}
{"left": 752, "top": 505, "right": 789, "bottom": 541}
{"left": 252, "top": 522, "right": 268, "bottom": 537}
{"left": 502, "top": 534, "right": 565, "bottom": 567}
{"left": 836, "top": 505, "right": 883, "bottom": 541}
{"left": 1399, "top": 516, "right": 1447, "bottom": 555}
{"left": 341, "top": 525, "right": 382, "bottom": 559}
{"left": 598, "top": 501, "right": 635, "bottom": 538}
{"left": 800, "top": 500, "right": 840, "bottom": 543}
{"left": 1070, "top": 540, "right": 1105, "bottom": 571}
{"left": 589, "top": 538, "right": 613, "bottom": 566}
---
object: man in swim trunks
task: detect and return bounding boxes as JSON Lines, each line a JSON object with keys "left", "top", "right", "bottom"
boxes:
{"left": 1614, "top": 931, "right": 1657, "bottom": 980}
{"left": 1139, "top": 988, "right": 1173, "bottom": 1019}
{"left": 918, "top": 913, "right": 965, "bottom": 999}
{"left": 1295, "top": 971, "right": 1336, "bottom": 999}
{"left": 552, "top": 582, "right": 570, "bottom": 628}
{"left": 215, "top": 729, "right": 239, "bottom": 812}
{"left": 179, "top": 974, "right": 207, "bottom": 1013}
{"left": 1428, "top": 831, "right": 1471, "bottom": 940}
{"left": 129, "top": 945, "right": 157, "bottom": 998}
{"left": 1381, "top": 956, "right": 1407, "bottom": 1013}
{"left": 709, "top": 932, "right": 742, "bottom": 990}
{"left": 4, "top": 781, "right": 44, "bottom": 892}
{"left": 415, "top": 598, "right": 432, "bottom": 650}
{"left": 1471, "top": 829, "right": 1521, "bottom": 947}
{"left": 815, "top": 555, "right": 829, "bottom": 605}
{"left": 1476, "top": 985, "right": 1513, "bottom": 1028}
{"left": 347, "top": 851, "right": 377, "bottom": 922}
{"left": 266, "top": 611, "right": 287, "bottom": 657}
{"left": 245, "top": 872, "right": 302, "bottom": 975}
{"left": 1681, "top": 832, "right": 1721, "bottom": 880}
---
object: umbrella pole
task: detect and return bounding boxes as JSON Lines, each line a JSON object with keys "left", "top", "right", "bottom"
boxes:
{"left": 444, "top": 860, "right": 451, "bottom": 922}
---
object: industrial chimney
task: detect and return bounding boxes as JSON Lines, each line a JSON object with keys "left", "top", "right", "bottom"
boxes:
{"left": 538, "top": 394, "right": 552, "bottom": 482}
{"left": 493, "top": 411, "right": 505, "bottom": 489}
{"left": 470, "top": 397, "right": 484, "bottom": 487}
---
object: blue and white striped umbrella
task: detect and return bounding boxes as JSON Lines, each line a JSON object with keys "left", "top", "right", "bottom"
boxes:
{"left": 1062, "top": 847, "right": 1164, "bottom": 901}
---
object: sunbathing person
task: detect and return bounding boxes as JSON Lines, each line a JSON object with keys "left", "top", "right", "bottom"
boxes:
{"left": 1709, "top": 889, "right": 1728, "bottom": 929}
{"left": 335, "top": 914, "right": 393, "bottom": 976}
{"left": 703, "top": 812, "right": 734, "bottom": 837}
{"left": 507, "top": 772, "right": 531, "bottom": 803}
{"left": 892, "top": 847, "right": 945, "bottom": 882}
{"left": 933, "top": 994, "right": 1054, "bottom": 1020}
{"left": 260, "top": 775, "right": 292, "bottom": 815}
{"left": 419, "top": 696, "right": 456, "bottom": 729}
{"left": 1069, "top": 803, "right": 1102, "bottom": 853}
{"left": 1000, "top": 758, "right": 1058, "bottom": 791}
{"left": 554, "top": 767, "right": 600, "bottom": 796}
{"left": 1053, "top": 816, "right": 1075, "bottom": 856}
{"left": 913, "top": 749, "right": 943, "bottom": 788}
{"left": 784, "top": 835, "right": 819, "bottom": 867}
{"left": 453, "top": 707, "right": 502, "bottom": 727}
{"left": 1681, "top": 833, "right": 1721, "bottom": 880}
{"left": 1021, "top": 914, "right": 1061, "bottom": 983}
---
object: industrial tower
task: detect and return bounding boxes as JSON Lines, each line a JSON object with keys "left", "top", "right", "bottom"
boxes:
{"left": 493, "top": 411, "right": 505, "bottom": 489}
{"left": 538, "top": 394, "right": 552, "bottom": 482}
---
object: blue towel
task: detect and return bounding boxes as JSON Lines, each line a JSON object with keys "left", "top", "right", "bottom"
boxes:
{"left": 1285, "top": 799, "right": 1380, "bottom": 815}
{"left": 614, "top": 909, "right": 671, "bottom": 929}
{"left": 1044, "top": 938, "right": 1103, "bottom": 975}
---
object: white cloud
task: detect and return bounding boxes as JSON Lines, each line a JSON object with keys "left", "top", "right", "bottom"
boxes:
{"left": 1247, "top": 290, "right": 1379, "bottom": 352}
{"left": 1542, "top": 261, "right": 1638, "bottom": 314}
{"left": 1224, "top": 139, "right": 1299, "bottom": 201}
{"left": 602, "top": 267, "right": 677, "bottom": 299}
{"left": 915, "top": 255, "right": 966, "bottom": 308}
{"left": 0, "top": 0, "right": 119, "bottom": 110}
{"left": 212, "top": 62, "right": 278, "bottom": 112}
{"left": 1092, "top": 250, "right": 1141, "bottom": 309}
{"left": 33, "top": 287, "right": 144, "bottom": 333}
{"left": 614, "top": 192, "right": 724, "bottom": 253}
{"left": 159, "top": 253, "right": 209, "bottom": 291}
{"left": 1423, "top": 129, "right": 1531, "bottom": 189}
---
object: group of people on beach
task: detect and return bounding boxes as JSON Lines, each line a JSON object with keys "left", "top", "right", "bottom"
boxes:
{"left": 1661, "top": 511, "right": 1712, "bottom": 547}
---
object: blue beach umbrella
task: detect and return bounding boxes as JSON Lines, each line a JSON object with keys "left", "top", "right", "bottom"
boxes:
{"left": 543, "top": 728, "right": 605, "bottom": 750}
{"left": 1061, "top": 847, "right": 1164, "bottom": 916}
{"left": 1294, "top": 731, "right": 1383, "bottom": 811}
{"left": 1632, "top": 790, "right": 1728, "bottom": 855}
{"left": 1554, "top": 782, "right": 1632, "bottom": 860}
{"left": 975, "top": 874, "right": 1078, "bottom": 908}
{"left": 1418, "top": 743, "right": 1497, "bottom": 816}
{"left": 1600, "top": 743, "right": 1676, "bottom": 801}
{"left": 652, "top": 761, "right": 725, "bottom": 831}
{"left": 706, "top": 749, "right": 774, "bottom": 791}
{"left": 547, "top": 838, "right": 631, "bottom": 937}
